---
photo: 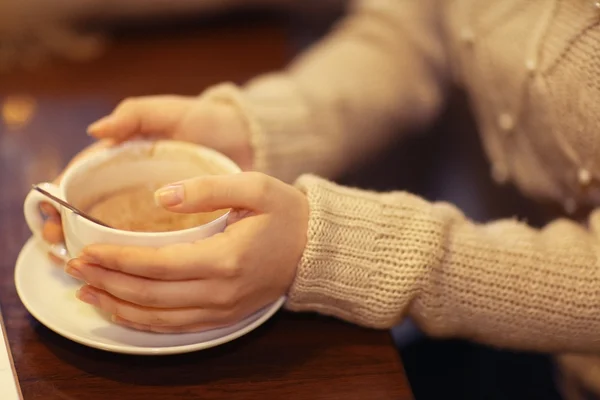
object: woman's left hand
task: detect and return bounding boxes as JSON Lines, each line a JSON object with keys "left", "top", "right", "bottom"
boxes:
{"left": 65, "top": 172, "right": 309, "bottom": 333}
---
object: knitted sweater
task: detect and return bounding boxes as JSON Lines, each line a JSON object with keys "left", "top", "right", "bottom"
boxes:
{"left": 203, "top": 0, "right": 600, "bottom": 378}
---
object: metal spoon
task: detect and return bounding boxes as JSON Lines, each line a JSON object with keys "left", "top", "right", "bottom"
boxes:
{"left": 32, "top": 185, "right": 112, "bottom": 228}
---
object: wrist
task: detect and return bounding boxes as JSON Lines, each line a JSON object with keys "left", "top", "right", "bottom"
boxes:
{"left": 197, "top": 85, "right": 255, "bottom": 171}
{"left": 211, "top": 102, "right": 254, "bottom": 171}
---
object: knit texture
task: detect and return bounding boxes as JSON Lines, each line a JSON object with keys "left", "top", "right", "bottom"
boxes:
{"left": 199, "top": 0, "right": 600, "bottom": 397}
{"left": 291, "top": 175, "right": 600, "bottom": 355}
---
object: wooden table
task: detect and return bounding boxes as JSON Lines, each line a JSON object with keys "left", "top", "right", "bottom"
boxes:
{"left": 0, "top": 13, "right": 412, "bottom": 400}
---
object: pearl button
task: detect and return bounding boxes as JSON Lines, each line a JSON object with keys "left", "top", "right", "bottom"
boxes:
{"left": 578, "top": 168, "right": 592, "bottom": 186}
{"left": 564, "top": 197, "right": 577, "bottom": 215}
{"left": 525, "top": 59, "right": 537, "bottom": 75}
{"left": 492, "top": 163, "right": 509, "bottom": 184}
{"left": 460, "top": 28, "right": 475, "bottom": 45}
{"left": 498, "top": 113, "right": 515, "bottom": 132}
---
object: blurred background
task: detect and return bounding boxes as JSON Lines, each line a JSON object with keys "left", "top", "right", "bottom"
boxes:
{"left": 0, "top": 2, "right": 556, "bottom": 399}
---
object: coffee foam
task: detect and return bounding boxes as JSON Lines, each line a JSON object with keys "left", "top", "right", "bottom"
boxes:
{"left": 85, "top": 183, "right": 227, "bottom": 232}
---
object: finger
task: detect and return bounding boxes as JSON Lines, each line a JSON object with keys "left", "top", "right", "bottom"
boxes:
{"left": 80, "top": 239, "right": 230, "bottom": 280}
{"left": 154, "top": 172, "right": 278, "bottom": 214}
{"left": 42, "top": 220, "right": 64, "bottom": 244}
{"left": 76, "top": 285, "right": 236, "bottom": 327}
{"left": 112, "top": 315, "right": 227, "bottom": 334}
{"left": 87, "top": 96, "right": 192, "bottom": 141}
{"left": 40, "top": 202, "right": 60, "bottom": 220}
{"left": 66, "top": 259, "right": 237, "bottom": 309}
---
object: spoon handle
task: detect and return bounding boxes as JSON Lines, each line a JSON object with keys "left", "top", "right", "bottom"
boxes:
{"left": 32, "top": 185, "right": 111, "bottom": 228}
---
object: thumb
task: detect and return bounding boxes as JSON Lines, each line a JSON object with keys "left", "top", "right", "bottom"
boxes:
{"left": 87, "top": 96, "right": 193, "bottom": 141}
{"left": 154, "top": 172, "right": 276, "bottom": 214}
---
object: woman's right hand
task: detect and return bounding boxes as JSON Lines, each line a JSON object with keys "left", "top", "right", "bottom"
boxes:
{"left": 87, "top": 95, "right": 254, "bottom": 170}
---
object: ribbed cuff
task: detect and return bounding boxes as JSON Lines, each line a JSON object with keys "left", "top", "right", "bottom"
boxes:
{"left": 288, "top": 175, "right": 436, "bottom": 328}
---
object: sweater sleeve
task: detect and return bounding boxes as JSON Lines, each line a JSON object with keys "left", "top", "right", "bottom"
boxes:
{"left": 201, "top": 0, "right": 449, "bottom": 183}
{"left": 289, "top": 175, "right": 600, "bottom": 354}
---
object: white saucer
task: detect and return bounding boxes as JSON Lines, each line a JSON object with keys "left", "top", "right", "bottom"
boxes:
{"left": 14, "top": 237, "right": 285, "bottom": 355}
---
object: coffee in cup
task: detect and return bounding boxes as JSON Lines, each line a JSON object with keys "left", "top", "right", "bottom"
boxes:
{"left": 81, "top": 183, "right": 227, "bottom": 233}
{"left": 24, "top": 140, "right": 241, "bottom": 260}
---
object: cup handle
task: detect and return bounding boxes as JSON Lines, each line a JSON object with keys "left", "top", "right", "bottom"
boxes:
{"left": 23, "top": 182, "right": 69, "bottom": 261}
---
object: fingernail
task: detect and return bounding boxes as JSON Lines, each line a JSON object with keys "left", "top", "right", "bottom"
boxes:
{"left": 39, "top": 203, "right": 59, "bottom": 221}
{"left": 112, "top": 315, "right": 139, "bottom": 330}
{"left": 155, "top": 184, "right": 184, "bottom": 207}
{"left": 111, "top": 315, "right": 127, "bottom": 324}
{"left": 65, "top": 258, "right": 86, "bottom": 279}
{"left": 87, "top": 116, "right": 112, "bottom": 135}
{"left": 65, "top": 265, "right": 84, "bottom": 281}
{"left": 76, "top": 288, "right": 99, "bottom": 307}
{"left": 40, "top": 209, "right": 49, "bottom": 222}
{"left": 79, "top": 248, "right": 98, "bottom": 264}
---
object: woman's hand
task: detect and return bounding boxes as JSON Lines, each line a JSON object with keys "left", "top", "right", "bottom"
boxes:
{"left": 65, "top": 172, "right": 309, "bottom": 333}
{"left": 43, "top": 92, "right": 253, "bottom": 260}
{"left": 88, "top": 95, "right": 253, "bottom": 170}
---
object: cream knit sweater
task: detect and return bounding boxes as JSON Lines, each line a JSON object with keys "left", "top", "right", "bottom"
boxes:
{"left": 204, "top": 0, "right": 600, "bottom": 394}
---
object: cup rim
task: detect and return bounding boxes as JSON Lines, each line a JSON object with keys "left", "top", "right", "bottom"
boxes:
{"left": 59, "top": 139, "right": 240, "bottom": 238}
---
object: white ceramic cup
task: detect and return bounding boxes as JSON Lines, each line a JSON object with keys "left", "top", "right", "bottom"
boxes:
{"left": 23, "top": 140, "right": 241, "bottom": 260}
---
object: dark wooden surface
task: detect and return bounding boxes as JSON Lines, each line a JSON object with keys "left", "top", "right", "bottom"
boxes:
{"left": 0, "top": 14, "right": 412, "bottom": 400}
